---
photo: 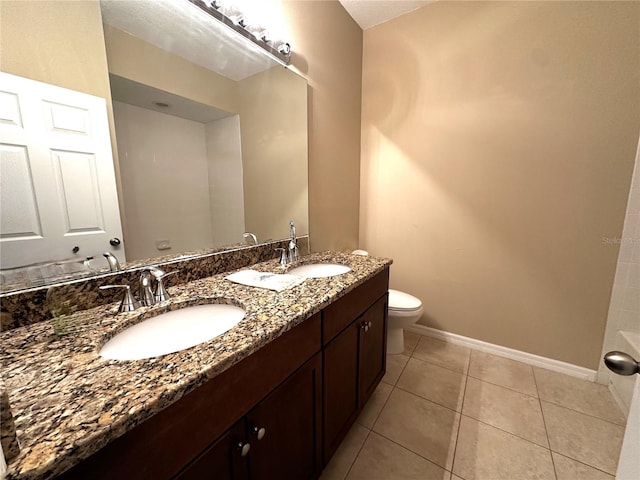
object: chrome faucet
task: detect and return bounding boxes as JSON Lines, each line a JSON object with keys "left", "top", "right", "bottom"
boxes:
{"left": 103, "top": 252, "right": 121, "bottom": 272}
{"left": 274, "top": 221, "right": 300, "bottom": 266}
{"left": 243, "top": 232, "right": 258, "bottom": 245}
{"left": 288, "top": 220, "right": 299, "bottom": 263}
{"left": 139, "top": 270, "right": 156, "bottom": 306}
{"left": 139, "top": 267, "right": 178, "bottom": 306}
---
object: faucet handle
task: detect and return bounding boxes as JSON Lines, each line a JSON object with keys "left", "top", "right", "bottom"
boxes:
{"left": 275, "top": 248, "right": 289, "bottom": 266}
{"left": 100, "top": 284, "right": 141, "bottom": 312}
{"left": 153, "top": 270, "right": 178, "bottom": 303}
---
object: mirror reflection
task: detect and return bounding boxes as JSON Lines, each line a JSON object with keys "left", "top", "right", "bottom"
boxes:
{"left": 0, "top": 0, "right": 309, "bottom": 292}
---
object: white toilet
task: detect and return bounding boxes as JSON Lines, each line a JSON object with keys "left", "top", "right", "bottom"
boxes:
{"left": 387, "top": 289, "right": 423, "bottom": 354}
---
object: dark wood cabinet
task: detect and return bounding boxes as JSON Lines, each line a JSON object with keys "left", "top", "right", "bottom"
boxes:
{"left": 176, "top": 353, "right": 322, "bottom": 480}
{"left": 323, "top": 321, "right": 360, "bottom": 462}
{"left": 322, "top": 271, "right": 389, "bottom": 465}
{"left": 175, "top": 422, "right": 248, "bottom": 480}
{"left": 248, "top": 352, "right": 322, "bottom": 480}
{"left": 358, "top": 296, "right": 388, "bottom": 403}
{"left": 58, "top": 267, "right": 389, "bottom": 480}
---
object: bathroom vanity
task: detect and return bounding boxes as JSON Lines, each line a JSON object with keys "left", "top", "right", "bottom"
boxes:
{"left": 0, "top": 252, "right": 391, "bottom": 480}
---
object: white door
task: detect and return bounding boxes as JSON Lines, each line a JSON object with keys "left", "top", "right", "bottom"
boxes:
{"left": 617, "top": 374, "right": 640, "bottom": 479}
{"left": 0, "top": 72, "right": 125, "bottom": 269}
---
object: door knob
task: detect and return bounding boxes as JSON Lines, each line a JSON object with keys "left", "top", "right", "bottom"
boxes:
{"left": 604, "top": 351, "right": 640, "bottom": 376}
{"left": 109, "top": 237, "right": 121, "bottom": 246}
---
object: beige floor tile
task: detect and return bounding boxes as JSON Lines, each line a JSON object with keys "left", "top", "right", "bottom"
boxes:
{"left": 373, "top": 388, "right": 459, "bottom": 470}
{"left": 452, "top": 416, "right": 555, "bottom": 480}
{"left": 468, "top": 351, "right": 537, "bottom": 397}
{"left": 357, "top": 382, "right": 393, "bottom": 429}
{"left": 397, "top": 357, "right": 466, "bottom": 411}
{"left": 552, "top": 452, "right": 614, "bottom": 480}
{"left": 462, "top": 377, "right": 548, "bottom": 447}
{"left": 534, "top": 368, "right": 626, "bottom": 425}
{"left": 382, "top": 353, "right": 409, "bottom": 385}
{"left": 346, "top": 431, "right": 449, "bottom": 480}
{"left": 541, "top": 401, "right": 624, "bottom": 475}
{"left": 320, "top": 423, "right": 370, "bottom": 480}
{"left": 412, "top": 336, "right": 470, "bottom": 373}
{"left": 403, "top": 331, "right": 420, "bottom": 355}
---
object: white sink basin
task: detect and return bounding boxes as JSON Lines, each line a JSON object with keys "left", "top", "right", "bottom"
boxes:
{"left": 288, "top": 263, "right": 351, "bottom": 279}
{"left": 100, "top": 304, "right": 245, "bottom": 361}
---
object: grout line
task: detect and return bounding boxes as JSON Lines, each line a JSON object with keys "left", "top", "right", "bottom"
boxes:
{"left": 532, "top": 368, "right": 558, "bottom": 480}
{"left": 346, "top": 379, "right": 398, "bottom": 479}
{"left": 550, "top": 451, "right": 618, "bottom": 478}
{"left": 408, "top": 349, "right": 469, "bottom": 376}
{"left": 458, "top": 411, "right": 552, "bottom": 451}
{"left": 364, "top": 382, "right": 395, "bottom": 429}
{"left": 341, "top": 426, "right": 371, "bottom": 480}
{"left": 393, "top": 384, "right": 463, "bottom": 415}
{"left": 538, "top": 398, "right": 627, "bottom": 428}
{"left": 449, "top": 369, "right": 468, "bottom": 477}
{"left": 411, "top": 355, "right": 469, "bottom": 376}
{"left": 465, "top": 372, "right": 540, "bottom": 399}
{"left": 371, "top": 429, "right": 453, "bottom": 474}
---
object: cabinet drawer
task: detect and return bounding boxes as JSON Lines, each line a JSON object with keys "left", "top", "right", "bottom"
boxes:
{"left": 322, "top": 268, "right": 389, "bottom": 345}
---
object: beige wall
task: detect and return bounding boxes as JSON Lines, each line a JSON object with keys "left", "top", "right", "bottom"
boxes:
{"left": 360, "top": 1, "right": 640, "bottom": 369}
{"left": 282, "top": 1, "right": 363, "bottom": 252}
{"left": 0, "top": 0, "right": 110, "bottom": 99}
{"left": 103, "top": 25, "right": 238, "bottom": 114}
{"left": 239, "top": 67, "right": 309, "bottom": 242}
{"left": 113, "top": 102, "right": 214, "bottom": 260}
{"left": 205, "top": 116, "right": 246, "bottom": 246}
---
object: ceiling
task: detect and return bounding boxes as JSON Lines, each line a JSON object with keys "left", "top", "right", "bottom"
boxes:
{"left": 338, "top": 0, "right": 433, "bottom": 30}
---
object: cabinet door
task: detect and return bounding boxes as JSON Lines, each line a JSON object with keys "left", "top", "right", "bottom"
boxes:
{"left": 358, "top": 295, "right": 388, "bottom": 405}
{"left": 174, "top": 421, "right": 248, "bottom": 480}
{"left": 247, "top": 352, "right": 322, "bottom": 480}
{"left": 323, "top": 321, "right": 360, "bottom": 464}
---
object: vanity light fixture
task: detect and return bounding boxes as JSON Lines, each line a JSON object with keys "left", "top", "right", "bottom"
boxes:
{"left": 188, "top": 0, "right": 292, "bottom": 66}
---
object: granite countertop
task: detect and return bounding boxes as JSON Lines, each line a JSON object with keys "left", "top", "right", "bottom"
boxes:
{"left": 1, "top": 252, "right": 392, "bottom": 480}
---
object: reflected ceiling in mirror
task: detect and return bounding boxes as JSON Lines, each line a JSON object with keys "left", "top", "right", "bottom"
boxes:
{"left": 100, "top": 0, "right": 283, "bottom": 81}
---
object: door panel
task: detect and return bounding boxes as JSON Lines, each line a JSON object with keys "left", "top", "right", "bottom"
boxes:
{"left": 0, "top": 72, "right": 124, "bottom": 268}
{"left": 52, "top": 150, "right": 105, "bottom": 233}
{"left": 323, "top": 322, "right": 359, "bottom": 464}
{"left": 248, "top": 353, "right": 322, "bottom": 480}
{"left": 0, "top": 144, "right": 42, "bottom": 238}
{"left": 359, "top": 295, "right": 388, "bottom": 405}
{"left": 174, "top": 421, "right": 248, "bottom": 480}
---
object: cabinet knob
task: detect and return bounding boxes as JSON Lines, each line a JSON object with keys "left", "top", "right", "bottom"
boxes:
{"left": 237, "top": 442, "right": 251, "bottom": 457}
{"left": 361, "top": 321, "right": 372, "bottom": 332}
{"left": 252, "top": 426, "right": 266, "bottom": 440}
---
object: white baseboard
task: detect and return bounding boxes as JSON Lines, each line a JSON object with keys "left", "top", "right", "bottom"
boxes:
{"left": 406, "top": 324, "right": 598, "bottom": 382}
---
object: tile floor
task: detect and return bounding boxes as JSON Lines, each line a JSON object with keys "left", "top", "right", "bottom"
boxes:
{"left": 320, "top": 332, "right": 626, "bottom": 480}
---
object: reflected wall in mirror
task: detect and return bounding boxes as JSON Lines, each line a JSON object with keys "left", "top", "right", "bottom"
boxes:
{"left": 103, "top": 0, "right": 309, "bottom": 260}
{"left": 0, "top": 0, "right": 308, "bottom": 292}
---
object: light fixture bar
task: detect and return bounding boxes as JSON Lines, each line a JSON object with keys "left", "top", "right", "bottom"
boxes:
{"left": 187, "top": 0, "right": 291, "bottom": 66}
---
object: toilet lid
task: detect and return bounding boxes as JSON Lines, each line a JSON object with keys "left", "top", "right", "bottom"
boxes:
{"left": 388, "top": 289, "right": 422, "bottom": 312}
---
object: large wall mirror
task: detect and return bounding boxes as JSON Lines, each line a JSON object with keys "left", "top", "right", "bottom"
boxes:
{"left": 0, "top": 0, "right": 308, "bottom": 292}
